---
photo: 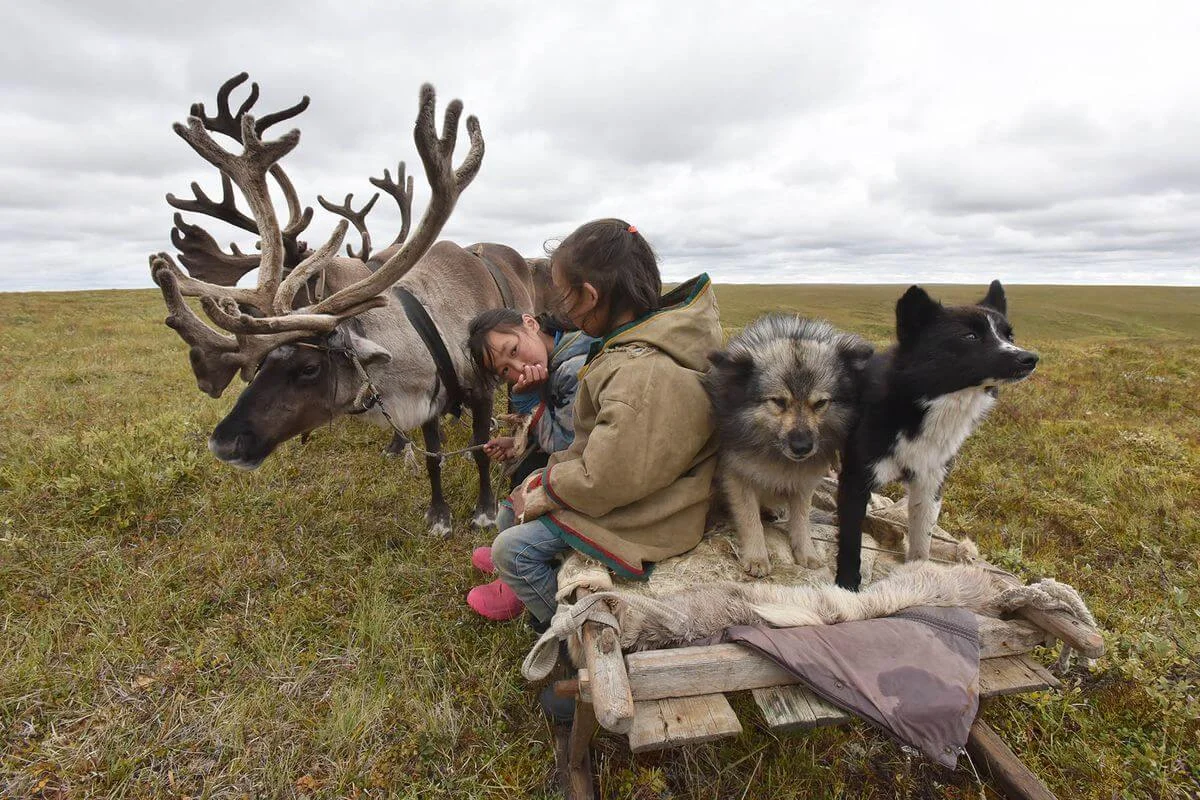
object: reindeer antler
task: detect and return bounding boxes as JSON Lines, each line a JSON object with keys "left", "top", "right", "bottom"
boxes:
{"left": 317, "top": 192, "right": 380, "bottom": 260}
{"left": 166, "top": 74, "right": 314, "bottom": 286}
{"left": 307, "top": 86, "right": 484, "bottom": 316}
{"left": 370, "top": 162, "right": 415, "bottom": 247}
{"left": 150, "top": 77, "right": 484, "bottom": 398}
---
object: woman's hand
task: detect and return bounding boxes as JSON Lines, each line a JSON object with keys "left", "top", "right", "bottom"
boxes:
{"left": 513, "top": 363, "right": 548, "bottom": 393}
{"left": 482, "top": 436, "right": 516, "bottom": 462}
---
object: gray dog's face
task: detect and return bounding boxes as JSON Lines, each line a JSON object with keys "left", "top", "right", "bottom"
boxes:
{"left": 705, "top": 316, "right": 872, "bottom": 466}
{"left": 749, "top": 340, "right": 845, "bottom": 462}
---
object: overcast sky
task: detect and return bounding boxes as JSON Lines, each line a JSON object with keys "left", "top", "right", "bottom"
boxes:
{"left": 3, "top": 1, "right": 1199, "bottom": 291}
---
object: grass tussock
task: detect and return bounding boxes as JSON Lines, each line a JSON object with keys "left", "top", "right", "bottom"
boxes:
{"left": 1, "top": 285, "right": 1198, "bottom": 799}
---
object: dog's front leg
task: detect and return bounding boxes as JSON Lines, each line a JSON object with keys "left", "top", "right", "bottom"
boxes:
{"left": 724, "top": 473, "right": 772, "bottom": 577}
{"left": 905, "top": 474, "right": 943, "bottom": 562}
{"left": 788, "top": 475, "right": 824, "bottom": 569}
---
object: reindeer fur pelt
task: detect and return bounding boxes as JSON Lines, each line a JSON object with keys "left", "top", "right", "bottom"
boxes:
{"left": 597, "top": 562, "right": 1088, "bottom": 655}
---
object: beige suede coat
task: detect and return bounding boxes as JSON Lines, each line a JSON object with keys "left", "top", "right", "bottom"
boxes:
{"left": 537, "top": 274, "right": 721, "bottom": 578}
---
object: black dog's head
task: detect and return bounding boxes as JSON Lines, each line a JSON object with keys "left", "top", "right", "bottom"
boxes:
{"left": 705, "top": 316, "right": 873, "bottom": 464}
{"left": 894, "top": 280, "right": 1039, "bottom": 397}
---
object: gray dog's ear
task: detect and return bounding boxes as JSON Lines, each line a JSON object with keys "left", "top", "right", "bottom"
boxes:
{"left": 978, "top": 279, "right": 1007, "bottom": 316}
{"left": 708, "top": 349, "right": 754, "bottom": 376}
{"left": 837, "top": 334, "right": 874, "bottom": 372}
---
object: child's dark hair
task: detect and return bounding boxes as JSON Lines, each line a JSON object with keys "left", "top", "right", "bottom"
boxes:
{"left": 549, "top": 218, "right": 661, "bottom": 323}
{"left": 466, "top": 309, "right": 572, "bottom": 386}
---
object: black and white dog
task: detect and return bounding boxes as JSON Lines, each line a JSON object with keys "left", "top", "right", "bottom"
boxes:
{"left": 835, "top": 281, "right": 1039, "bottom": 591}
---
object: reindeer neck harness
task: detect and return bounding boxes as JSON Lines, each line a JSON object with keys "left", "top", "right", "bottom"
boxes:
{"left": 394, "top": 287, "right": 467, "bottom": 419}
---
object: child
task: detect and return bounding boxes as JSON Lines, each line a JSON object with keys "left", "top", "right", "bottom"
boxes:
{"left": 473, "top": 218, "right": 722, "bottom": 630}
{"left": 467, "top": 310, "right": 593, "bottom": 490}
{"left": 464, "top": 310, "right": 594, "bottom": 620}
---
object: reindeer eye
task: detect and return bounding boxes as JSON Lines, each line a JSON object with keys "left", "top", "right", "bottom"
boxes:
{"left": 299, "top": 363, "right": 321, "bottom": 379}
{"left": 961, "top": 331, "right": 979, "bottom": 341}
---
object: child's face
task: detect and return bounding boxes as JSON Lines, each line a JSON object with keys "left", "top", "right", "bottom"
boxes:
{"left": 551, "top": 258, "right": 606, "bottom": 337}
{"left": 484, "top": 315, "right": 549, "bottom": 385}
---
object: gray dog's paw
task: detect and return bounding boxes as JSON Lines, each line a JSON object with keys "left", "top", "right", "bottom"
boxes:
{"left": 740, "top": 550, "right": 772, "bottom": 578}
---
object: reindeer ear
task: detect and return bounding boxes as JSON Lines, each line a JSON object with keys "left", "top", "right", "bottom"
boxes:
{"left": 895, "top": 285, "right": 941, "bottom": 345}
{"left": 347, "top": 329, "right": 392, "bottom": 366}
{"left": 837, "top": 334, "right": 874, "bottom": 373}
{"left": 979, "top": 279, "right": 1007, "bottom": 316}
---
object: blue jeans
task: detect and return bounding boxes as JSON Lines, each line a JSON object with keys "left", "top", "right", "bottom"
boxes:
{"left": 492, "top": 505, "right": 570, "bottom": 624}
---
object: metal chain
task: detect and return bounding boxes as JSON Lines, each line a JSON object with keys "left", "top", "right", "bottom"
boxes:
{"left": 341, "top": 345, "right": 498, "bottom": 463}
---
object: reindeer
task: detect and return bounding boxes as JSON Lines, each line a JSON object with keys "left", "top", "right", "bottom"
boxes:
{"left": 149, "top": 73, "right": 535, "bottom": 535}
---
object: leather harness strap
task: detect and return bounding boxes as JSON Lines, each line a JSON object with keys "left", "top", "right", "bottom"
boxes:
{"left": 471, "top": 244, "right": 515, "bottom": 308}
{"left": 395, "top": 287, "right": 466, "bottom": 419}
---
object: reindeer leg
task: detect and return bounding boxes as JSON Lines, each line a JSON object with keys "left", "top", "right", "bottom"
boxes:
{"left": 421, "top": 418, "right": 453, "bottom": 537}
{"left": 469, "top": 393, "right": 498, "bottom": 529}
{"left": 383, "top": 430, "right": 411, "bottom": 458}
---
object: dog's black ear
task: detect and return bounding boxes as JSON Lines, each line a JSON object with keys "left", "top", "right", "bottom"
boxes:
{"left": 837, "top": 334, "right": 874, "bottom": 373}
{"left": 895, "top": 285, "right": 941, "bottom": 345}
{"left": 979, "top": 279, "right": 1007, "bottom": 316}
{"left": 708, "top": 349, "right": 754, "bottom": 377}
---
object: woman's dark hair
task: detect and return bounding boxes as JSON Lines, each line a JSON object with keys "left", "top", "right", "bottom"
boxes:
{"left": 548, "top": 218, "right": 661, "bottom": 324}
{"left": 467, "top": 308, "right": 525, "bottom": 382}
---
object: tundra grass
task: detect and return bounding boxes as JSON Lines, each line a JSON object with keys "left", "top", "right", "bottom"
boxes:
{"left": 1, "top": 285, "right": 1197, "bottom": 799}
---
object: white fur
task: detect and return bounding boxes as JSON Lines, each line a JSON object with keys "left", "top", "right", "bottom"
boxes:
{"left": 598, "top": 561, "right": 1097, "bottom": 653}
{"left": 987, "top": 316, "right": 1023, "bottom": 353}
{"left": 872, "top": 387, "right": 996, "bottom": 487}
{"left": 872, "top": 387, "right": 995, "bottom": 561}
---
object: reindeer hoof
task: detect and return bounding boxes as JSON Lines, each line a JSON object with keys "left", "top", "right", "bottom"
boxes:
{"left": 425, "top": 506, "right": 452, "bottom": 538}
{"left": 471, "top": 509, "right": 497, "bottom": 530}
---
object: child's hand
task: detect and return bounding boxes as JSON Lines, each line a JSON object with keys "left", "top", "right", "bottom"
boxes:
{"left": 513, "top": 363, "right": 548, "bottom": 392}
{"left": 483, "top": 436, "right": 516, "bottom": 462}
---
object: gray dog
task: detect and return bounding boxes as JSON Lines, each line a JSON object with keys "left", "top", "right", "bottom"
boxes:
{"left": 704, "top": 315, "right": 873, "bottom": 576}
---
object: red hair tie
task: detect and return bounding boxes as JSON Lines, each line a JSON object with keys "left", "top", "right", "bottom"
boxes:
{"left": 627, "top": 225, "right": 638, "bottom": 234}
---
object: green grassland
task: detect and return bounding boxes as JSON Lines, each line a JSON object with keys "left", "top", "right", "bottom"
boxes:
{"left": 1, "top": 284, "right": 1197, "bottom": 799}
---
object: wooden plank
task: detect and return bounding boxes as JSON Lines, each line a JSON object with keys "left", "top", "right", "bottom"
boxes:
{"left": 979, "top": 616, "right": 1054, "bottom": 657}
{"left": 566, "top": 699, "right": 597, "bottom": 800}
{"left": 979, "top": 654, "right": 1060, "bottom": 698}
{"left": 1016, "top": 606, "right": 1105, "bottom": 659}
{"left": 966, "top": 718, "right": 1059, "bottom": 800}
{"left": 627, "top": 693, "right": 743, "bottom": 754}
{"left": 752, "top": 684, "right": 851, "bottom": 731}
{"left": 985, "top": 566, "right": 1105, "bottom": 659}
{"left": 625, "top": 643, "right": 796, "bottom": 703}
{"left": 623, "top": 618, "right": 1050, "bottom": 703}
{"left": 577, "top": 589, "right": 635, "bottom": 734}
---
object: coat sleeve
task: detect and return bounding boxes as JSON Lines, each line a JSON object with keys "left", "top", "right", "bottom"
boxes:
{"left": 542, "top": 358, "right": 713, "bottom": 518}
{"left": 535, "top": 353, "right": 585, "bottom": 454}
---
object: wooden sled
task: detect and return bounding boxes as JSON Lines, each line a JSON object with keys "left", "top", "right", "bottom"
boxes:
{"left": 547, "top": 491, "right": 1105, "bottom": 800}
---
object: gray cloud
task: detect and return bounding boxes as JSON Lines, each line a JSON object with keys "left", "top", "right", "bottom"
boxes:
{"left": 2, "top": 0, "right": 1199, "bottom": 293}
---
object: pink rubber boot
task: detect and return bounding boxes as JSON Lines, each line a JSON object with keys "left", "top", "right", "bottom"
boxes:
{"left": 471, "top": 546, "right": 496, "bottom": 574}
{"left": 467, "top": 579, "right": 525, "bottom": 621}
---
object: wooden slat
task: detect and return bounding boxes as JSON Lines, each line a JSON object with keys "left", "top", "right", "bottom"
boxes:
{"left": 966, "top": 718, "right": 1059, "bottom": 800}
{"left": 623, "top": 617, "right": 1050, "bottom": 703}
{"left": 979, "top": 616, "right": 1053, "bottom": 657}
{"left": 576, "top": 589, "right": 635, "bottom": 734}
{"left": 752, "top": 684, "right": 851, "bottom": 731}
{"left": 625, "top": 643, "right": 796, "bottom": 703}
{"left": 627, "top": 693, "right": 743, "bottom": 753}
{"left": 979, "top": 654, "right": 1060, "bottom": 697}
